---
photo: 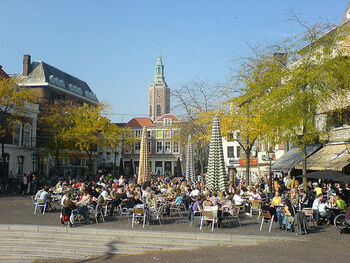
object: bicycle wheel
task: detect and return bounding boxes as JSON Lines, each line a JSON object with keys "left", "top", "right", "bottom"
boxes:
{"left": 334, "top": 214, "right": 347, "bottom": 232}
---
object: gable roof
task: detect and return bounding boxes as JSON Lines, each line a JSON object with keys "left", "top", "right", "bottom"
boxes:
{"left": 0, "top": 66, "right": 9, "bottom": 78}
{"left": 341, "top": 1, "right": 350, "bottom": 25}
{"left": 154, "top": 114, "right": 181, "bottom": 122}
{"left": 127, "top": 117, "right": 153, "bottom": 128}
{"left": 20, "top": 61, "right": 98, "bottom": 103}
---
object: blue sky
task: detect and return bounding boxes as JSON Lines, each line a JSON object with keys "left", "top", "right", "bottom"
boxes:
{"left": 0, "top": 0, "right": 349, "bottom": 122}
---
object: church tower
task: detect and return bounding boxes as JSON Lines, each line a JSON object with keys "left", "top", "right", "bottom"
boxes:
{"left": 148, "top": 54, "right": 170, "bottom": 121}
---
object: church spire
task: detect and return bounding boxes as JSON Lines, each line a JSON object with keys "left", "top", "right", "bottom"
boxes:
{"left": 154, "top": 53, "right": 165, "bottom": 84}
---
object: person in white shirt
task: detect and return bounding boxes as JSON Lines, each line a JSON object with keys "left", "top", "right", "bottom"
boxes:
{"left": 189, "top": 187, "right": 200, "bottom": 199}
{"left": 312, "top": 194, "right": 323, "bottom": 225}
{"left": 233, "top": 190, "right": 251, "bottom": 216}
{"left": 118, "top": 175, "right": 125, "bottom": 187}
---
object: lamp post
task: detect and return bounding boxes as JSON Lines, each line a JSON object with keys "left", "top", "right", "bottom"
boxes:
{"left": 31, "top": 151, "right": 36, "bottom": 173}
{"left": 113, "top": 147, "right": 119, "bottom": 178}
{"left": 229, "top": 157, "right": 236, "bottom": 186}
{"left": 268, "top": 150, "right": 275, "bottom": 198}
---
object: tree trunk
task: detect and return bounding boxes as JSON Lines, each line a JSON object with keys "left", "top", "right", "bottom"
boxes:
{"left": 302, "top": 143, "right": 307, "bottom": 191}
{"left": 246, "top": 154, "right": 250, "bottom": 184}
{"left": 55, "top": 147, "right": 60, "bottom": 178}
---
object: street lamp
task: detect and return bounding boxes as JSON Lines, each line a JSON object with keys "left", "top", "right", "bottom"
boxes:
{"left": 31, "top": 151, "right": 36, "bottom": 173}
{"left": 268, "top": 150, "right": 275, "bottom": 197}
{"left": 113, "top": 147, "right": 119, "bottom": 178}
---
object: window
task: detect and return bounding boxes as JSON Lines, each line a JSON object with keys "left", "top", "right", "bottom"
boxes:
{"left": 135, "top": 130, "right": 142, "bottom": 137}
{"left": 134, "top": 141, "right": 141, "bottom": 152}
{"left": 236, "top": 146, "right": 241, "bottom": 158}
{"left": 149, "top": 105, "right": 152, "bottom": 116}
{"left": 23, "top": 124, "right": 31, "bottom": 147}
{"left": 156, "top": 141, "right": 163, "bottom": 154}
{"left": 163, "top": 118, "right": 173, "bottom": 125}
{"left": 164, "top": 130, "right": 171, "bottom": 138}
{"left": 166, "top": 105, "right": 169, "bottom": 113}
{"left": 172, "top": 130, "right": 179, "bottom": 137}
{"left": 13, "top": 123, "right": 21, "bottom": 145}
{"left": 157, "top": 104, "right": 161, "bottom": 116}
{"left": 147, "top": 130, "right": 151, "bottom": 138}
{"left": 227, "top": 146, "right": 234, "bottom": 158}
{"left": 148, "top": 141, "right": 151, "bottom": 153}
{"left": 156, "top": 130, "right": 163, "bottom": 139}
{"left": 173, "top": 142, "right": 179, "bottom": 153}
{"left": 164, "top": 141, "right": 171, "bottom": 153}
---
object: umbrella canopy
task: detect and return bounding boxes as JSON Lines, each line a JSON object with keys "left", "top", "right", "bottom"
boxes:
{"left": 175, "top": 157, "right": 182, "bottom": 177}
{"left": 206, "top": 116, "right": 228, "bottom": 192}
{"left": 298, "top": 170, "right": 350, "bottom": 182}
{"left": 119, "top": 156, "right": 124, "bottom": 177}
{"left": 186, "top": 134, "right": 195, "bottom": 182}
{"left": 137, "top": 127, "right": 151, "bottom": 185}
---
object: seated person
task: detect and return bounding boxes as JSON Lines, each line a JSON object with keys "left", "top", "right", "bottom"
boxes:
{"left": 335, "top": 195, "right": 346, "bottom": 213}
{"left": 281, "top": 199, "right": 296, "bottom": 229}
{"left": 345, "top": 205, "right": 350, "bottom": 226}
{"left": 233, "top": 190, "right": 250, "bottom": 216}
{"left": 312, "top": 194, "right": 325, "bottom": 225}
{"left": 261, "top": 199, "right": 277, "bottom": 221}
{"left": 271, "top": 192, "right": 282, "bottom": 207}
{"left": 125, "top": 193, "right": 144, "bottom": 208}
{"left": 63, "top": 193, "right": 91, "bottom": 224}
{"left": 318, "top": 198, "right": 333, "bottom": 225}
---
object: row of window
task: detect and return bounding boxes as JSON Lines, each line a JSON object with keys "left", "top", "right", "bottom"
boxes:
{"left": 133, "top": 141, "right": 179, "bottom": 154}
{"left": 134, "top": 129, "right": 178, "bottom": 139}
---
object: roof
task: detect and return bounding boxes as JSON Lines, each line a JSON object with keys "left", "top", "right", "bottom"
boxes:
{"left": 154, "top": 114, "right": 181, "bottom": 122}
{"left": 272, "top": 144, "right": 322, "bottom": 172}
{"left": 296, "top": 143, "right": 350, "bottom": 171}
{"left": 20, "top": 61, "right": 98, "bottom": 103}
{"left": 0, "top": 66, "right": 9, "bottom": 78}
{"left": 127, "top": 117, "right": 153, "bottom": 128}
{"left": 341, "top": 1, "right": 350, "bottom": 25}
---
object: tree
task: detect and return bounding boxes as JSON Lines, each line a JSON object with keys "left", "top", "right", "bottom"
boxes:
{"left": 69, "top": 103, "right": 123, "bottom": 177}
{"left": 172, "top": 80, "right": 226, "bottom": 174}
{"left": 0, "top": 76, "right": 33, "bottom": 177}
{"left": 38, "top": 100, "right": 78, "bottom": 177}
{"left": 234, "top": 18, "right": 350, "bottom": 189}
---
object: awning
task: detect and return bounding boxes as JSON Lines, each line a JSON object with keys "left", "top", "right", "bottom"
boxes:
{"left": 297, "top": 170, "right": 350, "bottom": 181}
{"left": 296, "top": 143, "right": 350, "bottom": 171}
{"left": 272, "top": 144, "right": 322, "bottom": 172}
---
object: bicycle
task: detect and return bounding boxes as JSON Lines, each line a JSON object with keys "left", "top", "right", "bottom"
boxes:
{"left": 334, "top": 213, "right": 350, "bottom": 233}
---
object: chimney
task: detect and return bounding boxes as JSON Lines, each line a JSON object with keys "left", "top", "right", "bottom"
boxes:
{"left": 23, "top": 54, "right": 31, "bottom": 76}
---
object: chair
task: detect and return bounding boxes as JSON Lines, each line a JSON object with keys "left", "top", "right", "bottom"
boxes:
{"left": 170, "top": 202, "right": 183, "bottom": 218}
{"left": 132, "top": 205, "right": 147, "bottom": 228}
{"left": 250, "top": 200, "right": 262, "bottom": 220}
{"left": 148, "top": 205, "right": 163, "bottom": 225}
{"left": 89, "top": 204, "right": 105, "bottom": 223}
{"left": 68, "top": 209, "right": 85, "bottom": 227}
{"left": 302, "top": 208, "right": 314, "bottom": 227}
{"left": 228, "top": 206, "right": 241, "bottom": 227}
{"left": 200, "top": 206, "right": 218, "bottom": 232}
{"left": 31, "top": 195, "right": 47, "bottom": 214}
{"left": 259, "top": 210, "right": 275, "bottom": 232}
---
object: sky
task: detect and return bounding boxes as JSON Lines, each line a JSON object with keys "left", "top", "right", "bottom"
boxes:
{"left": 0, "top": 0, "right": 349, "bottom": 122}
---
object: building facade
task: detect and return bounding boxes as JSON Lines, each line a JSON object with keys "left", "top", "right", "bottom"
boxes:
{"left": 19, "top": 55, "right": 99, "bottom": 178}
{"left": 121, "top": 56, "right": 182, "bottom": 176}
{"left": 0, "top": 66, "right": 39, "bottom": 178}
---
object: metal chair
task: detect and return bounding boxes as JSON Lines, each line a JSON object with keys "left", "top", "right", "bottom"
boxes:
{"left": 89, "top": 204, "right": 105, "bottom": 223}
{"left": 200, "top": 206, "right": 218, "bottom": 232}
{"left": 132, "top": 205, "right": 147, "bottom": 228}
{"left": 31, "top": 195, "right": 47, "bottom": 214}
{"left": 259, "top": 210, "right": 275, "bottom": 232}
{"left": 250, "top": 200, "right": 262, "bottom": 219}
{"left": 170, "top": 202, "right": 183, "bottom": 217}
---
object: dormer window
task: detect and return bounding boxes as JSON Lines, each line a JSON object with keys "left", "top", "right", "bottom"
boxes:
{"left": 163, "top": 118, "right": 173, "bottom": 125}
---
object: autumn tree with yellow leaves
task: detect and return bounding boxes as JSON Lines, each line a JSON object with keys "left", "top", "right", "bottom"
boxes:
{"left": 0, "top": 76, "right": 34, "bottom": 177}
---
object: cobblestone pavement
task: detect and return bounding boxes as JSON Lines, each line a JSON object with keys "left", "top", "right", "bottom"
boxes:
{"left": 1, "top": 195, "right": 350, "bottom": 263}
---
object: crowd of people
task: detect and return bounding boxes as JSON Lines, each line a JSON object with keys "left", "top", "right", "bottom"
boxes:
{"left": 32, "top": 173, "right": 350, "bottom": 232}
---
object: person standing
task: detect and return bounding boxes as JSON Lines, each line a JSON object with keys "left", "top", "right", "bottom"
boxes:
{"left": 22, "top": 173, "right": 28, "bottom": 195}
{"left": 27, "top": 172, "right": 32, "bottom": 195}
